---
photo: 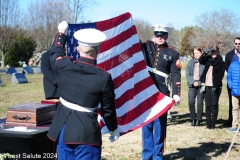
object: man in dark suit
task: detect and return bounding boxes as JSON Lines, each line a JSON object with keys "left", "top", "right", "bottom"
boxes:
{"left": 224, "top": 37, "right": 240, "bottom": 126}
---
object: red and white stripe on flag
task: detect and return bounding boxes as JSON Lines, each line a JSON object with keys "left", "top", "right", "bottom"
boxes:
{"left": 96, "top": 12, "right": 175, "bottom": 135}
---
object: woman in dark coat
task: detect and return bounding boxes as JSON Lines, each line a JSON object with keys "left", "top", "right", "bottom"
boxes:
{"left": 199, "top": 45, "right": 225, "bottom": 129}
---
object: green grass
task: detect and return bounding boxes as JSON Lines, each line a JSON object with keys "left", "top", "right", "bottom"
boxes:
{"left": 1, "top": 67, "right": 239, "bottom": 160}
{"left": 0, "top": 73, "right": 45, "bottom": 118}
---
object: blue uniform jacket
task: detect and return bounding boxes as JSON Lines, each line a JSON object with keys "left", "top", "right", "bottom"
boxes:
{"left": 141, "top": 40, "right": 181, "bottom": 96}
{"left": 41, "top": 50, "right": 60, "bottom": 99}
{"left": 47, "top": 51, "right": 118, "bottom": 145}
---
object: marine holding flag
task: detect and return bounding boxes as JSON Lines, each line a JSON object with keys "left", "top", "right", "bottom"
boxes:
{"left": 62, "top": 12, "right": 176, "bottom": 159}
{"left": 140, "top": 24, "right": 181, "bottom": 160}
{"left": 41, "top": 21, "right": 68, "bottom": 100}
{"left": 47, "top": 25, "right": 119, "bottom": 159}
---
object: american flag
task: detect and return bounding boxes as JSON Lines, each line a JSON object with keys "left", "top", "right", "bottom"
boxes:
{"left": 66, "top": 12, "right": 175, "bottom": 135}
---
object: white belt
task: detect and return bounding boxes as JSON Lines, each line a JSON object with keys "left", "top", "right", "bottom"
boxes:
{"left": 147, "top": 66, "right": 169, "bottom": 78}
{"left": 59, "top": 97, "right": 96, "bottom": 112}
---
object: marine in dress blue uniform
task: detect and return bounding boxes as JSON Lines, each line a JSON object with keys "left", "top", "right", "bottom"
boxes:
{"left": 47, "top": 27, "right": 120, "bottom": 160}
{"left": 41, "top": 21, "right": 68, "bottom": 100}
{"left": 140, "top": 24, "right": 181, "bottom": 160}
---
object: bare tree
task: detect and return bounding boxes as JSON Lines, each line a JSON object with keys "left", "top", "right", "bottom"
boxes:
{"left": 65, "top": 0, "right": 98, "bottom": 23}
{"left": 0, "top": 0, "right": 20, "bottom": 68}
{"left": 22, "top": 0, "right": 70, "bottom": 52}
{"left": 22, "top": 0, "right": 97, "bottom": 52}
{"left": 190, "top": 9, "right": 240, "bottom": 55}
{"left": 167, "top": 28, "right": 187, "bottom": 52}
{"left": 133, "top": 19, "right": 187, "bottom": 52}
{"left": 134, "top": 18, "right": 153, "bottom": 42}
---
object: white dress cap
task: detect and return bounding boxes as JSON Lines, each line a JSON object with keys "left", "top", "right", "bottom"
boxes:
{"left": 74, "top": 28, "right": 107, "bottom": 47}
{"left": 58, "top": 21, "right": 68, "bottom": 31}
{"left": 151, "top": 24, "right": 169, "bottom": 33}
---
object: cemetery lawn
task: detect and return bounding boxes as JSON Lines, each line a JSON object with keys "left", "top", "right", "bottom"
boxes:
{"left": 0, "top": 70, "right": 240, "bottom": 160}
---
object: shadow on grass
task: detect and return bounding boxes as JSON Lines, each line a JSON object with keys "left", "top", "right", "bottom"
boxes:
{"left": 167, "top": 112, "right": 230, "bottom": 129}
{"left": 167, "top": 112, "right": 190, "bottom": 125}
{"left": 164, "top": 142, "right": 234, "bottom": 160}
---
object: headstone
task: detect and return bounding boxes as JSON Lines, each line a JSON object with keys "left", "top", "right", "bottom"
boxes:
{"left": 37, "top": 66, "right": 42, "bottom": 74}
{"left": 0, "top": 118, "right": 6, "bottom": 129}
{"left": 0, "top": 78, "right": 4, "bottom": 86}
{"left": 0, "top": 118, "right": 6, "bottom": 124}
{"left": 11, "top": 73, "right": 28, "bottom": 84}
{"left": 23, "top": 66, "right": 34, "bottom": 74}
{"left": 6, "top": 68, "right": 17, "bottom": 75}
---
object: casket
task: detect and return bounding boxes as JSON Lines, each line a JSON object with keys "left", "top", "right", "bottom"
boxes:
{"left": 6, "top": 102, "right": 57, "bottom": 126}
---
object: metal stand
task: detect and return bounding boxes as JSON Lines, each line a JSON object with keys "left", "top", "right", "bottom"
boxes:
{"left": 224, "top": 106, "right": 240, "bottom": 160}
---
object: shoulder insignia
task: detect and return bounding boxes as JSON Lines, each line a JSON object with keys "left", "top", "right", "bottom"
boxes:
{"left": 176, "top": 58, "right": 182, "bottom": 68}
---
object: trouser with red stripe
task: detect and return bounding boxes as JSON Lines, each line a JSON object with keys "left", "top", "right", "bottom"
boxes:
{"left": 142, "top": 113, "right": 167, "bottom": 160}
{"left": 57, "top": 125, "right": 101, "bottom": 160}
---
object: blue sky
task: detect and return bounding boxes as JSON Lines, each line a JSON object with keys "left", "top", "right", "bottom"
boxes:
{"left": 20, "top": 0, "right": 240, "bottom": 30}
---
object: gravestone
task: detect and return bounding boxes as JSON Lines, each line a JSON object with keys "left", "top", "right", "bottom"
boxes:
{"left": 0, "top": 118, "right": 6, "bottom": 129}
{"left": 6, "top": 67, "right": 17, "bottom": 75}
{"left": 23, "top": 66, "right": 34, "bottom": 74}
{"left": 0, "top": 118, "right": 6, "bottom": 125}
{"left": 11, "top": 73, "right": 28, "bottom": 84}
{"left": 37, "top": 66, "right": 42, "bottom": 74}
{"left": 0, "top": 78, "right": 4, "bottom": 86}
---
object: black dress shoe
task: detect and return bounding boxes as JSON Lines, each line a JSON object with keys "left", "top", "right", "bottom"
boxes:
{"left": 191, "top": 120, "right": 195, "bottom": 126}
{"left": 195, "top": 120, "right": 201, "bottom": 126}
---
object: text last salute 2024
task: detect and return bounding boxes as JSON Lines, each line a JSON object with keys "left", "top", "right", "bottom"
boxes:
{"left": 10, "top": 153, "right": 57, "bottom": 159}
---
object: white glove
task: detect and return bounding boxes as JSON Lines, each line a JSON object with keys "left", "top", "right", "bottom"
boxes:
{"left": 173, "top": 95, "right": 181, "bottom": 106}
{"left": 109, "top": 128, "right": 120, "bottom": 142}
{"left": 58, "top": 21, "right": 68, "bottom": 34}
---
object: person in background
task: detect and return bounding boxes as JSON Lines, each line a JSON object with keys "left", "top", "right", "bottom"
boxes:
{"left": 5, "top": 65, "right": 10, "bottom": 75}
{"left": 199, "top": 45, "right": 225, "bottom": 129}
{"left": 41, "top": 21, "right": 68, "bottom": 100}
{"left": 186, "top": 46, "right": 205, "bottom": 126}
{"left": 47, "top": 28, "right": 119, "bottom": 159}
{"left": 224, "top": 37, "right": 240, "bottom": 127}
{"left": 140, "top": 24, "right": 181, "bottom": 160}
{"left": 28, "top": 58, "right": 34, "bottom": 66}
{"left": 226, "top": 46, "right": 240, "bottom": 132}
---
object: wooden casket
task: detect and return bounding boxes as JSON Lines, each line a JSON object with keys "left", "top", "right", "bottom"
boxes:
{"left": 6, "top": 102, "right": 57, "bottom": 126}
